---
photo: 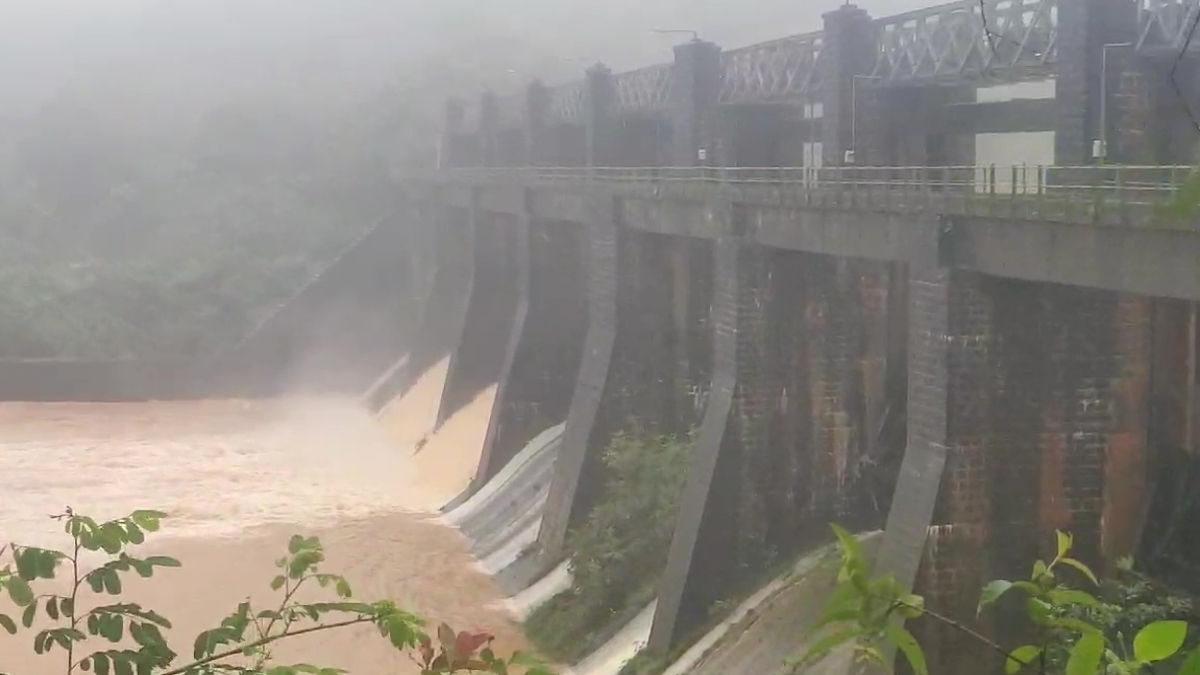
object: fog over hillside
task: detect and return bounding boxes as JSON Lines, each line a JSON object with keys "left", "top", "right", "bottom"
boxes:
{"left": 0, "top": 0, "right": 933, "bottom": 360}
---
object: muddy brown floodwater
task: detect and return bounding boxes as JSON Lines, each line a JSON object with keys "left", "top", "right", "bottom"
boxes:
{"left": 0, "top": 378, "right": 530, "bottom": 675}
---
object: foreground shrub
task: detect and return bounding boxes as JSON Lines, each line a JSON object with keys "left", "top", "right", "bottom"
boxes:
{"left": 0, "top": 507, "right": 552, "bottom": 675}
{"left": 798, "top": 524, "right": 1200, "bottom": 675}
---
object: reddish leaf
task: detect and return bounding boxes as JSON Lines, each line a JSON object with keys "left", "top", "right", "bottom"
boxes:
{"left": 455, "top": 630, "right": 494, "bottom": 657}
{"left": 418, "top": 640, "right": 435, "bottom": 667}
{"left": 437, "top": 623, "right": 456, "bottom": 652}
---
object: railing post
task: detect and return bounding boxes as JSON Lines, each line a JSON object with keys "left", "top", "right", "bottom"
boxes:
{"left": 1116, "top": 164, "right": 1127, "bottom": 224}
{"left": 1010, "top": 165, "right": 1018, "bottom": 216}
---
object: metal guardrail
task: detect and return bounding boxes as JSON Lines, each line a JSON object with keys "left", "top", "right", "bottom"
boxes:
{"left": 425, "top": 165, "right": 1198, "bottom": 224}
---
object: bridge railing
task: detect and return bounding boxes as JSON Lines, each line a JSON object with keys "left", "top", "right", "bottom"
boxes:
{"left": 430, "top": 164, "right": 1197, "bottom": 223}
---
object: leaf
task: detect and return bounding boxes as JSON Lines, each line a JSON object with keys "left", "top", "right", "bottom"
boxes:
{"left": 1006, "top": 645, "right": 1042, "bottom": 674}
{"left": 129, "top": 511, "right": 167, "bottom": 532}
{"left": 978, "top": 580, "right": 1013, "bottom": 615}
{"left": 509, "top": 651, "right": 547, "bottom": 669}
{"left": 288, "top": 535, "right": 307, "bottom": 555}
{"left": 21, "top": 601, "right": 36, "bottom": 628}
{"left": 288, "top": 550, "right": 323, "bottom": 579}
{"left": 454, "top": 630, "right": 493, "bottom": 657}
{"left": 270, "top": 575, "right": 286, "bottom": 591}
{"left": 1031, "top": 559, "right": 1050, "bottom": 581}
{"left": 897, "top": 594, "right": 925, "bottom": 619}
{"left": 102, "top": 570, "right": 122, "bottom": 595}
{"left": 830, "top": 524, "right": 865, "bottom": 568}
{"left": 1066, "top": 632, "right": 1105, "bottom": 675}
{"left": 113, "top": 653, "right": 132, "bottom": 675}
{"left": 46, "top": 597, "right": 59, "bottom": 621}
{"left": 144, "top": 556, "right": 180, "bottom": 568}
{"left": 1048, "top": 589, "right": 1100, "bottom": 607}
{"left": 1178, "top": 645, "right": 1200, "bottom": 675}
{"left": 0, "top": 614, "right": 16, "bottom": 634}
{"left": 1134, "top": 620, "right": 1189, "bottom": 663}
{"left": 885, "top": 623, "right": 929, "bottom": 675}
{"left": 794, "top": 628, "right": 865, "bottom": 669}
{"left": 437, "top": 622, "right": 457, "bottom": 652}
{"left": 6, "top": 577, "right": 34, "bottom": 606}
{"left": 1058, "top": 557, "right": 1099, "bottom": 586}
{"left": 1056, "top": 531, "right": 1073, "bottom": 561}
{"left": 15, "top": 549, "right": 37, "bottom": 580}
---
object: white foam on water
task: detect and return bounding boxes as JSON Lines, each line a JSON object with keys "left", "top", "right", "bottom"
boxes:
{"left": 566, "top": 601, "right": 657, "bottom": 675}
{"left": 477, "top": 516, "right": 542, "bottom": 576}
{"left": 442, "top": 422, "right": 565, "bottom": 527}
{"left": 500, "top": 559, "right": 573, "bottom": 620}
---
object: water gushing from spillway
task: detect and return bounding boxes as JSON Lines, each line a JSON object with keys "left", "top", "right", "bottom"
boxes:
{"left": 0, "top": 368, "right": 524, "bottom": 675}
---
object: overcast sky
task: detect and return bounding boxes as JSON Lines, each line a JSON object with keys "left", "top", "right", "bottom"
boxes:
{"left": 0, "top": 0, "right": 933, "bottom": 115}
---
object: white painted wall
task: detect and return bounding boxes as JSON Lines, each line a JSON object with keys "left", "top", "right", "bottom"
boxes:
{"left": 974, "top": 131, "right": 1056, "bottom": 193}
{"left": 972, "top": 77, "right": 1058, "bottom": 190}
{"left": 975, "top": 78, "right": 1057, "bottom": 103}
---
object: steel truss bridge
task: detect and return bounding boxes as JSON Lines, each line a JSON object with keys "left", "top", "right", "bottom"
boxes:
{"left": 494, "top": 0, "right": 1200, "bottom": 127}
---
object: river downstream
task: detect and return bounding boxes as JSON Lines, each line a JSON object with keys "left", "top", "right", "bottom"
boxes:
{"left": 0, "top": 378, "right": 526, "bottom": 674}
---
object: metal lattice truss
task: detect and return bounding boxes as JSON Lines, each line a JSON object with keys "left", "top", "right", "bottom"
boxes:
{"left": 1136, "top": 0, "right": 1200, "bottom": 53}
{"left": 548, "top": 81, "right": 585, "bottom": 125}
{"left": 614, "top": 63, "right": 674, "bottom": 113}
{"left": 718, "top": 32, "right": 826, "bottom": 104}
{"left": 871, "top": 0, "right": 1058, "bottom": 85}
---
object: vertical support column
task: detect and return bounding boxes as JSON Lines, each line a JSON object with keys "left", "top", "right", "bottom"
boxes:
{"left": 526, "top": 81, "right": 552, "bottom": 166}
{"left": 585, "top": 65, "right": 617, "bottom": 168}
{"left": 538, "top": 195, "right": 618, "bottom": 560}
{"left": 648, "top": 205, "right": 750, "bottom": 655}
{"left": 1054, "top": 0, "right": 1137, "bottom": 165}
{"left": 669, "top": 39, "right": 723, "bottom": 167}
{"left": 821, "top": 4, "right": 875, "bottom": 167}
{"left": 479, "top": 92, "right": 499, "bottom": 167}
{"left": 475, "top": 190, "right": 532, "bottom": 483}
{"left": 871, "top": 219, "right": 996, "bottom": 675}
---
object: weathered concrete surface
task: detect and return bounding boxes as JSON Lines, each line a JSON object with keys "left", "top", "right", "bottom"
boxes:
{"left": 673, "top": 533, "right": 882, "bottom": 675}
{"left": 475, "top": 216, "right": 588, "bottom": 484}
{"left": 433, "top": 183, "right": 1200, "bottom": 302}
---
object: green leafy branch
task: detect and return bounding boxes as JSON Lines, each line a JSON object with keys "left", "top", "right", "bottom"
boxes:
{"left": 0, "top": 507, "right": 554, "bottom": 675}
{"left": 794, "top": 525, "right": 1200, "bottom": 675}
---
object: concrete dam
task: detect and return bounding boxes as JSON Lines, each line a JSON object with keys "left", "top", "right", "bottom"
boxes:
{"left": 7, "top": 0, "right": 1200, "bottom": 673}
